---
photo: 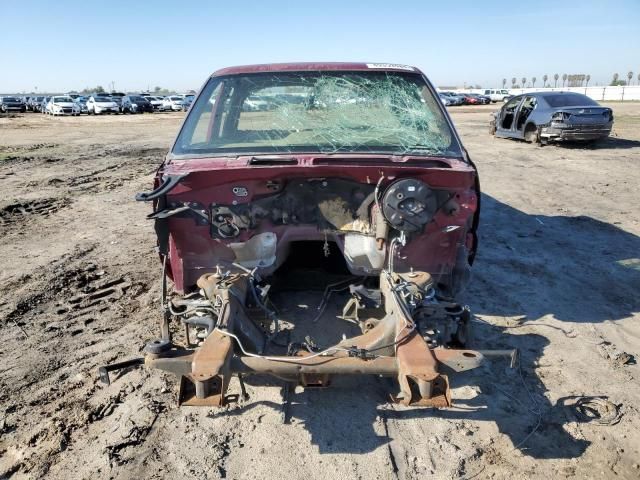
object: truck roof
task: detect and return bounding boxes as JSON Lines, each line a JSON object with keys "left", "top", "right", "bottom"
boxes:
{"left": 211, "top": 62, "right": 419, "bottom": 77}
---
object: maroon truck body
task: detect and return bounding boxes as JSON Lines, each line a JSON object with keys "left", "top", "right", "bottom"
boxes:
{"left": 127, "top": 63, "right": 496, "bottom": 409}
{"left": 156, "top": 63, "right": 480, "bottom": 294}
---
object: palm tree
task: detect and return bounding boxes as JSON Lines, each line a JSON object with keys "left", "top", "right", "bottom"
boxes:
{"left": 511, "top": 77, "right": 516, "bottom": 88}
{"left": 585, "top": 74, "right": 591, "bottom": 87}
{"left": 562, "top": 74, "right": 567, "bottom": 87}
{"left": 502, "top": 78, "right": 507, "bottom": 88}
{"left": 612, "top": 73, "right": 619, "bottom": 85}
{"left": 532, "top": 77, "right": 537, "bottom": 88}
{"left": 553, "top": 73, "right": 559, "bottom": 87}
{"left": 543, "top": 74, "right": 548, "bottom": 87}
{"left": 521, "top": 77, "right": 527, "bottom": 88}
{"left": 628, "top": 71, "right": 634, "bottom": 86}
{"left": 637, "top": 73, "right": 640, "bottom": 86}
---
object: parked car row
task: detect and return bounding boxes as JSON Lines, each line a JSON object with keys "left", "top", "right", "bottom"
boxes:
{"left": 2, "top": 92, "right": 196, "bottom": 116}
{"left": 439, "top": 91, "right": 493, "bottom": 106}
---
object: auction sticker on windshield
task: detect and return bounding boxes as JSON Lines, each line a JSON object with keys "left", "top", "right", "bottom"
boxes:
{"left": 366, "top": 63, "right": 415, "bottom": 71}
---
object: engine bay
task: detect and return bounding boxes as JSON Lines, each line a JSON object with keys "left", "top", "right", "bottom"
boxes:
{"left": 113, "top": 163, "right": 516, "bottom": 410}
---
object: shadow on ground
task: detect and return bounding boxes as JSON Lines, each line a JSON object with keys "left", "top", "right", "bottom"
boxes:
{"left": 494, "top": 136, "right": 640, "bottom": 150}
{"left": 217, "top": 193, "right": 637, "bottom": 457}
{"left": 557, "top": 137, "right": 640, "bottom": 150}
{"left": 223, "top": 321, "right": 589, "bottom": 458}
{"left": 468, "top": 194, "right": 640, "bottom": 323}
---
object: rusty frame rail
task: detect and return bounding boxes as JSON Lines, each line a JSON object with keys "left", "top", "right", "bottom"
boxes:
{"left": 139, "top": 268, "right": 515, "bottom": 408}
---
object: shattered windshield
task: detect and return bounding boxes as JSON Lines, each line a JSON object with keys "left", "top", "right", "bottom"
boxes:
{"left": 173, "top": 71, "right": 462, "bottom": 158}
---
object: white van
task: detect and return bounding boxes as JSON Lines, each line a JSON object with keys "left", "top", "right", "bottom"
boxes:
{"left": 476, "top": 89, "right": 511, "bottom": 102}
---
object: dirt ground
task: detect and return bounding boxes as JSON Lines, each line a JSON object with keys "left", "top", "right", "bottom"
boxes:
{"left": 0, "top": 104, "right": 639, "bottom": 480}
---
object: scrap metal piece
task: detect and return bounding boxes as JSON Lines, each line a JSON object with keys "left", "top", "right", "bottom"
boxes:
{"left": 281, "top": 382, "right": 294, "bottom": 424}
{"left": 98, "top": 358, "right": 144, "bottom": 385}
{"left": 237, "top": 374, "right": 249, "bottom": 401}
{"left": 341, "top": 296, "right": 362, "bottom": 323}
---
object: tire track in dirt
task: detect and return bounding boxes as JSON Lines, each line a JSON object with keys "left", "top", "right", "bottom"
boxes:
{"left": 0, "top": 140, "right": 161, "bottom": 476}
{"left": 0, "top": 250, "right": 158, "bottom": 477}
{"left": 0, "top": 197, "right": 71, "bottom": 228}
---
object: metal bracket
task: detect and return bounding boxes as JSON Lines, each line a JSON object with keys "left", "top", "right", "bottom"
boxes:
{"left": 98, "top": 358, "right": 144, "bottom": 385}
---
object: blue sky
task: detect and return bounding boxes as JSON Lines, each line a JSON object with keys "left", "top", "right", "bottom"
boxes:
{"left": 1, "top": 0, "right": 639, "bottom": 93}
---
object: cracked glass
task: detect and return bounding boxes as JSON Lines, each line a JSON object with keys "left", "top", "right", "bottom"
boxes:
{"left": 174, "top": 71, "right": 462, "bottom": 158}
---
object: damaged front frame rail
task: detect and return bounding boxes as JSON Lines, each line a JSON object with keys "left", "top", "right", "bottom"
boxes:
{"left": 133, "top": 269, "right": 516, "bottom": 408}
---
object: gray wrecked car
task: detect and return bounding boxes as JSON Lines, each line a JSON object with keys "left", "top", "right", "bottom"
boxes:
{"left": 490, "top": 92, "right": 613, "bottom": 144}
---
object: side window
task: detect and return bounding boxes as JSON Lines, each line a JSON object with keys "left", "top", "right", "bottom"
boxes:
{"left": 484, "top": 90, "right": 490, "bottom": 95}
{"left": 504, "top": 96, "right": 521, "bottom": 112}
{"left": 516, "top": 96, "right": 537, "bottom": 129}
{"left": 500, "top": 96, "right": 522, "bottom": 129}
{"left": 187, "top": 82, "right": 224, "bottom": 145}
{"left": 521, "top": 96, "right": 537, "bottom": 110}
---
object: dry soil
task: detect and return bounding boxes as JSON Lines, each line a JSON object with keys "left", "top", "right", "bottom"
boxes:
{"left": 0, "top": 105, "right": 639, "bottom": 479}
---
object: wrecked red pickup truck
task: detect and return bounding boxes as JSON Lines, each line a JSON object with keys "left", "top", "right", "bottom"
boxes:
{"left": 111, "top": 63, "right": 514, "bottom": 407}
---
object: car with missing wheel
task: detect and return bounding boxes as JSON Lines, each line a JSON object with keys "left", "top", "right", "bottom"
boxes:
{"left": 490, "top": 91, "right": 613, "bottom": 144}
{"left": 107, "top": 62, "right": 519, "bottom": 411}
